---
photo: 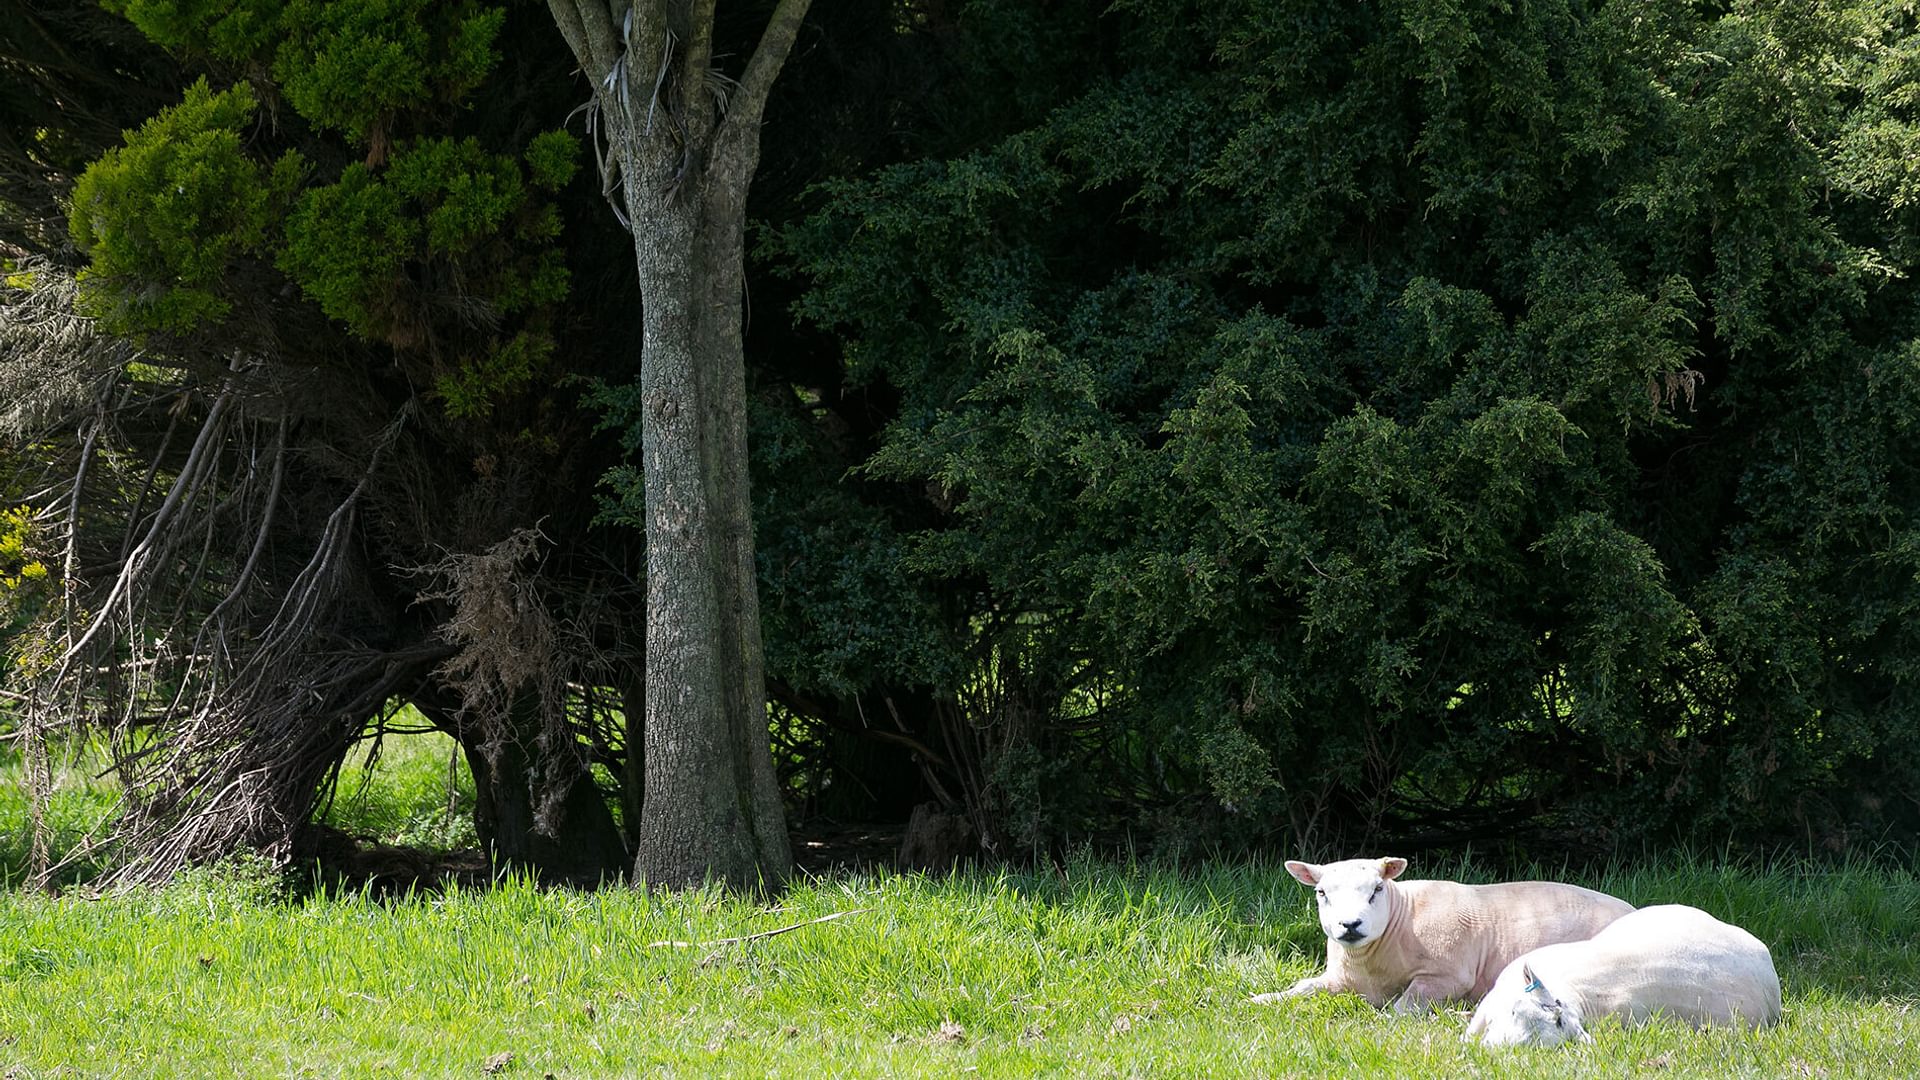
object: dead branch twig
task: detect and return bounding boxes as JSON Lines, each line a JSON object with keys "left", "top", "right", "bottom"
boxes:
{"left": 644, "top": 907, "right": 872, "bottom": 949}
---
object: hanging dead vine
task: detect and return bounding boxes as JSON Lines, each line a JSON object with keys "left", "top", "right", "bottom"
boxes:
{"left": 1, "top": 261, "right": 466, "bottom": 887}
{"left": 410, "top": 525, "right": 606, "bottom": 840}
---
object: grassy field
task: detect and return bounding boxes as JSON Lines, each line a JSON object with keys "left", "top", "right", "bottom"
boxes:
{"left": 2, "top": 734, "right": 1917, "bottom": 1077}
{"left": 1, "top": 854, "right": 1916, "bottom": 1077}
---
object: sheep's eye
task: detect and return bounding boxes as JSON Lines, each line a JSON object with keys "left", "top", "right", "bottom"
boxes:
{"left": 1371, "top": 884, "right": 1383, "bottom": 897}
{"left": 1314, "top": 889, "right": 1326, "bottom": 901}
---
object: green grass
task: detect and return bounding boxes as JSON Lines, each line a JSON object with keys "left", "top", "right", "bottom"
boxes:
{"left": 5, "top": 731, "right": 1917, "bottom": 1075}
{"left": 0, "top": 738, "right": 121, "bottom": 889}
{"left": 1, "top": 854, "right": 1916, "bottom": 1078}
{"left": 321, "top": 725, "right": 478, "bottom": 851}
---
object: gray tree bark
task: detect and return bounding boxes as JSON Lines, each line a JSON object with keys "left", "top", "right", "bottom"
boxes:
{"left": 545, "top": 0, "right": 807, "bottom": 890}
{"left": 415, "top": 691, "right": 629, "bottom": 884}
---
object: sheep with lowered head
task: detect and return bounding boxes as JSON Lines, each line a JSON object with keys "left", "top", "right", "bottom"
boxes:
{"left": 1252, "top": 856, "right": 1634, "bottom": 1013}
{"left": 1463, "top": 903, "right": 1782, "bottom": 1047}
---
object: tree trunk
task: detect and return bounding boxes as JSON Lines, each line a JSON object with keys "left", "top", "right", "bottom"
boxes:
{"left": 462, "top": 734, "right": 629, "bottom": 885}
{"left": 546, "top": 0, "right": 810, "bottom": 890}
{"left": 417, "top": 692, "right": 629, "bottom": 884}
{"left": 898, "top": 802, "right": 977, "bottom": 872}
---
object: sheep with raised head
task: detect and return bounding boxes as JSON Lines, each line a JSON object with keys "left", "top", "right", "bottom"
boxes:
{"left": 1463, "top": 903, "right": 1782, "bottom": 1047}
{"left": 1252, "top": 856, "right": 1635, "bottom": 1013}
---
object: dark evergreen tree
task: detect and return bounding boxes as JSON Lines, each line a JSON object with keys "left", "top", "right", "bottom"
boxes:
{"left": 771, "top": 0, "right": 1920, "bottom": 856}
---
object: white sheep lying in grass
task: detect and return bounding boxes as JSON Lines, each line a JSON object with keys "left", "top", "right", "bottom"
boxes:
{"left": 1463, "top": 903, "right": 1782, "bottom": 1047}
{"left": 1251, "top": 856, "right": 1634, "bottom": 1012}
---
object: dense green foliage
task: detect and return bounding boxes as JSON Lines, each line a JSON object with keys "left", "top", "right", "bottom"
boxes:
{"left": 102, "top": 0, "right": 503, "bottom": 140}
{"left": 768, "top": 0, "right": 1920, "bottom": 853}
{"left": 9, "top": 0, "right": 1920, "bottom": 878}
{"left": 0, "top": 505, "right": 48, "bottom": 595}
{"left": 67, "top": 80, "right": 302, "bottom": 332}
{"left": 72, "top": 0, "right": 577, "bottom": 413}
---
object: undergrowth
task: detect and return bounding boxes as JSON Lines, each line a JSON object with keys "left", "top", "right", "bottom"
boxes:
{"left": 1, "top": 710, "right": 478, "bottom": 888}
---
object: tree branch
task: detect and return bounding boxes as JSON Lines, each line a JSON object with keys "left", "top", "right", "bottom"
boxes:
{"left": 116, "top": 398, "right": 180, "bottom": 564}
{"left": 546, "top": 0, "right": 619, "bottom": 85}
{"left": 54, "top": 387, "right": 233, "bottom": 679}
{"left": 202, "top": 414, "right": 288, "bottom": 632}
{"left": 252, "top": 406, "right": 409, "bottom": 660}
{"left": 61, "top": 405, "right": 104, "bottom": 640}
{"left": 716, "top": 0, "right": 812, "bottom": 168}
{"left": 645, "top": 907, "right": 869, "bottom": 949}
{"left": 684, "top": 0, "right": 717, "bottom": 90}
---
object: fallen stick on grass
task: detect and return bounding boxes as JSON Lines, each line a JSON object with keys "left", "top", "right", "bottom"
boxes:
{"left": 645, "top": 907, "right": 873, "bottom": 949}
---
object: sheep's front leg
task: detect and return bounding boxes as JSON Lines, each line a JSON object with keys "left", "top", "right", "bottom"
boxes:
{"left": 1251, "top": 973, "right": 1339, "bottom": 1005}
{"left": 1390, "top": 975, "right": 1467, "bottom": 1015}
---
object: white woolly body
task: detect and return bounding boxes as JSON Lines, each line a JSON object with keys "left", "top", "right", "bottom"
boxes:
{"left": 1464, "top": 904, "right": 1783, "bottom": 1047}
{"left": 1253, "top": 857, "right": 1635, "bottom": 1011}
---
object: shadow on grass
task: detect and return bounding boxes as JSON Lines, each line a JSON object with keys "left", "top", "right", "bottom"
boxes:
{"left": 816, "top": 850, "right": 1920, "bottom": 1007}
{"left": 6, "top": 739, "right": 1916, "bottom": 1011}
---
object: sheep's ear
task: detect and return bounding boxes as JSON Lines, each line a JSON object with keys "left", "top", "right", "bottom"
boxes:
{"left": 1285, "top": 860, "right": 1321, "bottom": 886}
{"left": 1521, "top": 964, "right": 1554, "bottom": 1001}
{"left": 1379, "top": 857, "right": 1408, "bottom": 881}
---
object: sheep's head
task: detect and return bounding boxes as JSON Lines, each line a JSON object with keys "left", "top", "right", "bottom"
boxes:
{"left": 1481, "top": 964, "right": 1592, "bottom": 1047}
{"left": 1285, "top": 856, "right": 1407, "bottom": 949}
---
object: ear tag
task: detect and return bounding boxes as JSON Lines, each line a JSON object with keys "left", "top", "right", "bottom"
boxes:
{"left": 1521, "top": 976, "right": 1543, "bottom": 994}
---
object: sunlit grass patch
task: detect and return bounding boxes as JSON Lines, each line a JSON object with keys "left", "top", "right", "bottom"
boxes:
{"left": 1, "top": 856, "right": 1915, "bottom": 1077}
{"left": 318, "top": 719, "right": 478, "bottom": 851}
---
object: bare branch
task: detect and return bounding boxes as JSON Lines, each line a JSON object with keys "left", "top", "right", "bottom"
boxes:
{"left": 547, "top": 0, "right": 620, "bottom": 84}
{"left": 116, "top": 398, "right": 185, "bottom": 566}
{"left": 732, "top": 0, "right": 812, "bottom": 119}
{"left": 0, "top": 259, "right": 132, "bottom": 439}
{"left": 645, "top": 907, "right": 870, "bottom": 949}
{"left": 61, "top": 404, "right": 105, "bottom": 640}
{"left": 252, "top": 405, "right": 410, "bottom": 661}
{"left": 54, "top": 387, "right": 234, "bottom": 679}
{"left": 715, "top": 0, "right": 813, "bottom": 172}
{"left": 203, "top": 414, "right": 288, "bottom": 630}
